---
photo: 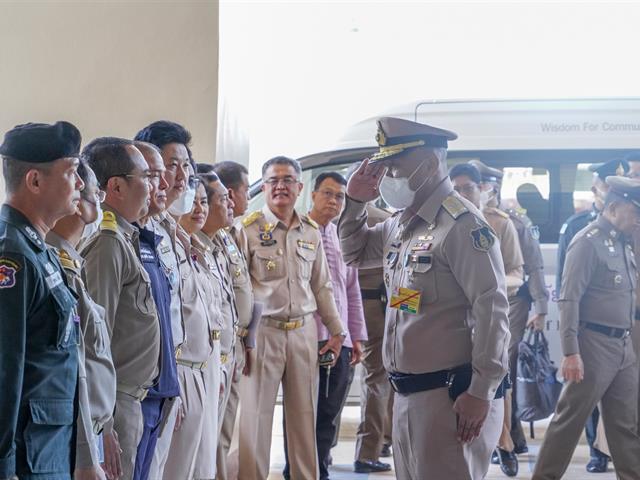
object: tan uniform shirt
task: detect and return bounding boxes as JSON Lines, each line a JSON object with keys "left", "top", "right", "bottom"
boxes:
{"left": 222, "top": 226, "right": 254, "bottom": 332}
{"left": 559, "top": 216, "right": 637, "bottom": 355}
{"left": 506, "top": 208, "right": 549, "bottom": 315}
{"left": 81, "top": 206, "right": 160, "bottom": 395}
{"left": 153, "top": 213, "right": 185, "bottom": 352}
{"left": 482, "top": 206, "right": 524, "bottom": 298}
{"left": 47, "top": 233, "right": 117, "bottom": 447}
{"left": 211, "top": 230, "right": 240, "bottom": 356}
{"left": 339, "top": 178, "right": 510, "bottom": 400}
{"left": 174, "top": 228, "right": 222, "bottom": 364}
{"left": 234, "top": 205, "right": 342, "bottom": 335}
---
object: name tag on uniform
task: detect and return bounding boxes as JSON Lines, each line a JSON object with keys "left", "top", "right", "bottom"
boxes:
{"left": 389, "top": 287, "right": 422, "bottom": 314}
{"left": 45, "top": 271, "right": 63, "bottom": 289}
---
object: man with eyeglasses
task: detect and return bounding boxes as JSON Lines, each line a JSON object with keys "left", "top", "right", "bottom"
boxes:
{"left": 128, "top": 141, "right": 180, "bottom": 480}
{"left": 0, "top": 121, "right": 84, "bottom": 480}
{"left": 133, "top": 121, "right": 193, "bottom": 479}
{"left": 281, "top": 171, "right": 368, "bottom": 480}
{"left": 80, "top": 139, "right": 161, "bottom": 480}
{"left": 233, "top": 156, "right": 346, "bottom": 480}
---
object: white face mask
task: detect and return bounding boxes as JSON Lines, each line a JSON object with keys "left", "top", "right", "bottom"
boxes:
{"left": 168, "top": 186, "right": 196, "bottom": 216}
{"left": 82, "top": 203, "right": 103, "bottom": 239}
{"left": 379, "top": 163, "right": 426, "bottom": 210}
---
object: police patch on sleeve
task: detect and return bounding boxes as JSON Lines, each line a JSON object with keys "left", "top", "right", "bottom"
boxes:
{"left": 530, "top": 225, "right": 540, "bottom": 240}
{"left": 470, "top": 226, "right": 495, "bottom": 252}
{"left": 0, "top": 257, "right": 20, "bottom": 288}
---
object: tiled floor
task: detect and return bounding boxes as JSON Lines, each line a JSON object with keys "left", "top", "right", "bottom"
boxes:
{"left": 264, "top": 406, "right": 617, "bottom": 480}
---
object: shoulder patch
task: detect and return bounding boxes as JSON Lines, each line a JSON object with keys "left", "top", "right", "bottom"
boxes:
{"left": 0, "top": 257, "right": 21, "bottom": 289}
{"left": 530, "top": 225, "right": 540, "bottom": 240}
{"left": 470, "top": 225, "right": 495, "bottom": 252}
{"left": 442, "top": 195, "right": 468, "bottom": 219}
{"left": 302, "top": 214, "right": 319, "bottom": 229}
{"left": 242, "top": 210, "right": 263, "bottom": 228}
{"left": 100, "top": 211, "right": 118, "bottom": 233}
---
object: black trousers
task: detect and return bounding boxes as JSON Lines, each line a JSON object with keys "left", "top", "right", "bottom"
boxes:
{"left": 283, "top": 346, "right": 353, "bottom": 480}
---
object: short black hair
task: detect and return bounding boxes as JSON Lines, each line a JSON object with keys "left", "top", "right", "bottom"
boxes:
{"left": 1, "top": 156, "right": 53, "bottom": 194}
{"left": 134, "top": 120, "right": 192, "bottom": 151}
{"left": 196, "top": 163, "right": 215, "bottom": 174}
{"left": 261, "top": 156, "right": 301, "bottom": 178}
{"left": 81, "top": 136, "right": 132, "bottom": 162}
{"left": 198, "top": 172, "right": 219, "bottom": 203}
{"left": 449, "top": 163, "right": 481, "bottom": 184}
{"left": 212, "top": 161, "right": 248, "bottom": 189}
{"left": 86, "top": 142, "right": 137, "bottom": 189}
{"left": 313, "top": 171, "right": 347, "bottom": 191}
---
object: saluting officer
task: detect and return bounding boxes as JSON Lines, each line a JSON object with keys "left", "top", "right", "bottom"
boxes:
{"left": 339, "top": 117, "right": 510, "bottom": 479}
{"left": 81, "top": 140, "right": 161, "bottom": 480}
{"left": 234, "top": 156, "right": 346, "bottom": 480}
{"left": 47, "top": 160, "right": 117, "bottom": 480}
{"left": 533, "top": 176, "right": 640, "bottom": 479}
{"left": 0, "top": 121, "right": 84, "bottom": 480}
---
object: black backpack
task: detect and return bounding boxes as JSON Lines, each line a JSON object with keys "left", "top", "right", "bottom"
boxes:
{"left": 515, "top": 330, "right": 563, "bottom": 422}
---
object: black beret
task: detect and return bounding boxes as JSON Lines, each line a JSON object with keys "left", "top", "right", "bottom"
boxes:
{"left": 468, "top": 159, "right": 503, "bottom": 183}
{"left": 588, "top": 158, "right": 629, "bottom": 180}
{"left": 0, "top": 121, "right": 81, "bottom": 163}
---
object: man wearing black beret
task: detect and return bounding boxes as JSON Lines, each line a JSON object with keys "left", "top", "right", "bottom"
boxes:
{"left": 0, "top": 121, "right": 85, "bottom": 480}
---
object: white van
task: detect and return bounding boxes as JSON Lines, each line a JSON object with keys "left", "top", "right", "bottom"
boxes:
{"left": 248, "top": 97, "right": 640, "bottom": 389}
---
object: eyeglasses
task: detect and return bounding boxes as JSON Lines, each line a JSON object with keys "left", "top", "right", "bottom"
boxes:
{"left": 113, "top": 171, "right": 155, "bottom": 183}
{"left": 453, "top": 184, "right": 478, "bottom": 195}
{"left": 317, "top": 189, "right": 345, "bottom": 202}
{"left": 263, "top": 176, "right": 299, "bottom": 187}
{"left": 82, "top": 189, "right": 106, "bottom": 204}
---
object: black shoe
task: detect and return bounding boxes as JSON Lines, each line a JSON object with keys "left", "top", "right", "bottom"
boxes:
{"left": 491, "top": 449, "right": 500, "bottom": 464}
{"left": 513, "top": 443, "right": 529, "bottom": 455}
{"left": 354, "top": 460, "right": 392, "bottom": 473}
{"left": 380, "top": 443, "right": 392, "bottom": 457}
{"left": 496, "top": 448, "right": 518, "bottom": 477}
{"left": 586, "top": 457, "right": 609, "bottom": 473}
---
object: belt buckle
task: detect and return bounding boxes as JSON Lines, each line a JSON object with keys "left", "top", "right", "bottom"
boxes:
{"left": 623, "top": 329, "right": 631, "bottom": 339}
{"left": 388, "top": 376, "right": 400, "bottom": 393}
{"left": 283, "top": 321, "right": 295, "bottom": 330}
{"left": 202, "top": 360, "right": 207, "bottom": 369}
{"left": 446, "top": 371, "right": 456, "bottom": 387}
{"left": 139, "top": 389, "right": 148, "bottom": 402}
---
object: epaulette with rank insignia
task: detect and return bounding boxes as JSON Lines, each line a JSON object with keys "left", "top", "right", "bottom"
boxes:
{"left": 442, "top": 195, "right": 468, "bottom": 219}
{"left": 242, "top": 210, "right": 263, "bottom": 228}
{"left": 57, "top": 249, "right": 80, "bottom": 271}
{"left": 302, "top": 214, "right": 318, "bottom": 229}
{"left": 487, "top": 207, "right": 509, "bottom": 219}
{"left": 100, "top": 211, "right": 118, "bottom": 232}
{"left": 586, "top": 227, "right": 600, "bottom": 238}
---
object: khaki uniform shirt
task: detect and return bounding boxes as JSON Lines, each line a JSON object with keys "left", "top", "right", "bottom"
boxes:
{"left": 224, "top": 225, "right": 254, "bottom": 332}
{"left": 339, "top": 178, "right": 510, "bottom": 400}
{"left": 559, "top": 216, "right": 637, "bottom": 355}
{"left": 506, "top": 208, "right": 549, "bottom": 315}
{"left": 174, "top": 228, "right": 222, "bottom": 364}
{"left": 234, "top": 205, "right": 342, "bottom": 335}
{"left": 153, "top": 213, "right": 185, "bottom": 352}
{"left": 195, "top": 230, "right": 238, "bottom": 356}
{"left": 81, "top": 206, "right": 160, "bottom": 396}
{"left": 482, "top": 207, "right": 524, "bottom": 298}
{"left": 47, "top": 232, "right": 117, "bottom": 467}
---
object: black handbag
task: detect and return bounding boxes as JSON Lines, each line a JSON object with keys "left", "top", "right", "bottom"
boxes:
{"left": 515, "top": 330, "right": 563, "bottom": 422}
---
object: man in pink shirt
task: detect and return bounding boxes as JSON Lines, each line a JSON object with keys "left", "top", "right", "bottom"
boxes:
{"left": 283, "top": 171, "right": 368, "bottom": 480}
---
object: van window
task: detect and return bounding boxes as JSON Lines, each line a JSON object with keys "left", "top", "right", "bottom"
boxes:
{"left": 572, "top": 163, "right": 595, "bottom": 213}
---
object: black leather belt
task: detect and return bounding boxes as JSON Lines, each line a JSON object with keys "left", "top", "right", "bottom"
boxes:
{"left": 361, "top": 288, "right": 384, "bottom": 300}
{"left": 388, "top": 365, "right": 506, "bottom": 400}
{"left": 582, "top": 321, "right": 630, "bottom": 339}
{"left": 635, "top": 309, "right": 640, "bottom": 321}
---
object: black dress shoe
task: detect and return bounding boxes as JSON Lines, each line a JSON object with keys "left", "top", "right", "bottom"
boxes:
{"left": 496, "top": 448, "right": 518, "bottom": 477}
{"left": 354, "top": 460, "right": 392, "bottom": 473}
{"left": 491, "top": 449, "right": 500, "bottom": 464}
{"left": 586, "top": 457, "right": 609, "bottom": 473}
{"left": 380, "top": 443, "right": 392, "bottom": 457}
{"left": 513, "top": 443, "right": 529, "bottom": 455}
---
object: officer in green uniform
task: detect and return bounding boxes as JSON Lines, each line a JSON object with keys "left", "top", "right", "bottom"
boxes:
{"left": 0, "top": 121, "right": 85, "bottom": 480}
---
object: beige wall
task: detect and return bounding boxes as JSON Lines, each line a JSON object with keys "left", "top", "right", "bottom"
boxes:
{"left": 0, "top": 0, "right": 219, "bottom": 199}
